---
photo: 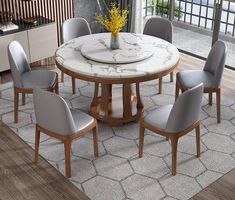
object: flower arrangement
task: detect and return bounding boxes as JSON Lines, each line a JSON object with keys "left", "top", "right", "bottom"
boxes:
{"left": 96, "top": 2, "right": 129, "bottom": 49}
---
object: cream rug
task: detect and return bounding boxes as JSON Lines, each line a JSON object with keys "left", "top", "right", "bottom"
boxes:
{"left": 1, "top": 74, "right": 235, "bottom": 200}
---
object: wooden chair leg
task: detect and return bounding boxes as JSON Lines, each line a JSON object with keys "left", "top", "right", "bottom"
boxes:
{"left": 159, "top": 77, "right": 162, "bottom": 94}
{"left": 61, "top": 72, "right": 64, "bottom": 83}
{"left": 171, "top": 137, "right": 179, "bottom": 176}
{"left": 208, "top": 92, "right": 212, "bottom": 105}
{"left": 35, "top": 126, "right": 40, "bottom": 163}
{"left": 64, "top": 140, "right": 72, "bottom": 178}
{"left": 175, "top": 80, "right": 180, "bottom": 101}
{"left": 55, "top": 80, "right": 59, "bottom": 94}
{"left": 216, "top": 88, "right": 221, "bottom": 123}
{"left": 170, "top": 72, "right": 174, "bottom": 82}
{"left": 195, "top": 124, "right": 200, "bottom": 157}
{"left": 14, "top": 88, "right": 19, "bottom": 123}
{"left": 93, "top": 124, "right": 99, "bottom": 157}
{"left": 72, "top": 77, "right": 76, "bottom": 94}
{"left": 139, "top": 122, "right": 145, "bottom": 158}
{"left": 22, "top": 93, "right": 26, "bottom": 105}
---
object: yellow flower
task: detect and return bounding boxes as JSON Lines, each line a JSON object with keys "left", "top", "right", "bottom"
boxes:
{"left": 96, "top": 3, "right": 128, "bottom": 35}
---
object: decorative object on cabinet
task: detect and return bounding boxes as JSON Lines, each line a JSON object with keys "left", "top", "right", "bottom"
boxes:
{"left": 0, "top": 12, "right": 18, "bottom": 33}
{"left": 19, "top": 0, "right": 38, "bottom": 25}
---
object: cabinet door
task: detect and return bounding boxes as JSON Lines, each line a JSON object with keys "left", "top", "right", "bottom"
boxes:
{"left": 28, "top": 23, "right": 58, "bottom": 63}
{"left": 0, "top": 31, "right": 29, "bottom": 72}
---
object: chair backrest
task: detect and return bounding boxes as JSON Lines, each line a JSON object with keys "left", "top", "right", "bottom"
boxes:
{"left": 143, "top": 16, "right": 173, "bottom": 43}
{"left": 166, "top": 83, "right": 204, "bottom": 133}
{"left": 203, "top": 40, "right": 227, "bottom": 88}
{"left": 33, "top": 88, "right": 77, "bottom": 136}
{"left": 62, "top": 17, "right": 91, "bottom": 43}
{"left": 8, "top": 41, "right": 31, "bottom": 88}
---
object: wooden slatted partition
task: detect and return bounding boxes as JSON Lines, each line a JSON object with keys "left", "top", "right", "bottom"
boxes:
{"left": 0, "top": 0, "right": 74, "bottom": 45}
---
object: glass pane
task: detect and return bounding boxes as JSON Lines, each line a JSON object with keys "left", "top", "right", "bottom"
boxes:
{"left": 173, "top": 0, "right": 214, "bottom": 58}
{"left": 143, "top": 0, "right": 235, "bottom": 68}
{"left": 219, "top": 0, "right": 235, "bottom": 69}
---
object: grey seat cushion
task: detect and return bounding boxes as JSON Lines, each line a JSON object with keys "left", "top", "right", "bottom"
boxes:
{"left": 21, "top": 70, "right": 57, "bottom": 89}
{"left": 177, "top": 70, "right": 214, "bottom": 89}
{"left": 144, "top": 105, "right": 173, "bottom": 131}
{"left": 70, "top": 109, "right": 94, "bottom": 132}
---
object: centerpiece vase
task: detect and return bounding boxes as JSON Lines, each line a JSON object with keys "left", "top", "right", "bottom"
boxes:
{"left": 110, "top": 32, "right": 120, "bottom": 50}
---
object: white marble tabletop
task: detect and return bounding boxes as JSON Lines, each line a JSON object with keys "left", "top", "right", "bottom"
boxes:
{"left": 81, "top": 36, "right": 154, "bottom": 64}
{"left": 55, "top": 32, "right": 180, "bottom": 81}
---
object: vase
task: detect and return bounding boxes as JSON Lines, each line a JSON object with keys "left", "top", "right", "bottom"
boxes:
{"left": 110, "top": 33, "right": 120, "bottom": 50}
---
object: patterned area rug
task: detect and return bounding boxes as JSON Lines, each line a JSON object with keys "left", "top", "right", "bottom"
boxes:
{"left": 1, "top": 73, "right": 235, "bottom": 200}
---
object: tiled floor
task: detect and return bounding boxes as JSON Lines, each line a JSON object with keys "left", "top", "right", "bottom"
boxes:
{"left": 1, "top": 72, "right": 235, "bottom": 200}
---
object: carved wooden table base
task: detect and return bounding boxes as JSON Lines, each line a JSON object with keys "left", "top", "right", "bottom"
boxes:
{"left": 90, "top": 83, "right": 144, "bottom": 126}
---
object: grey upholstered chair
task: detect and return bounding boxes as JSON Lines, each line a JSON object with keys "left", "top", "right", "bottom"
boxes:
{"left": 176, "top": 40, "right": 227, "bottom": 123}
{"left": 144, "top": 16, "right": 174, "bottom": 94}
{"left": 61, "top": 17, "right": 91, "bottom": 94}
{"left": 8, "top": 41, "right": 59, "bottom": 123}
{"left": 139, "top": 83, "right": 204, "bottom": 175}
{"left": 33, "top": 88, "right": 99, "bottom": 178}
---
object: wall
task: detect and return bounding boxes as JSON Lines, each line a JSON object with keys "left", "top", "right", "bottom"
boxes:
{"left": 74, "top": 0, "right": 108, "bottom": 33}
{"left": 0, "top": 0, "right": 74, "bottom": 45}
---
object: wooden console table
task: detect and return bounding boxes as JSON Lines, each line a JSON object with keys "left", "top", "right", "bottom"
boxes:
{"left": 0, "top": 17, "right": 58, "bottom": 72}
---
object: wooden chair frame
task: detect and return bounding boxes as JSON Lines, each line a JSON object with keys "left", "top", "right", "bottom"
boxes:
{"left": 159, "top": 71, "right": 174, "bottom": 94}
{"left": 35, "top": 119, "right": 99, "bottom": 178}
{"left": 139, "top": 119, "right": 200, "bottom": 176}
{"left": 175, "top": 79, "right": 221, "bottom": 123}
{"left": 61, "top": 72, "right": 76, "bottom": 95}
{"left": 14, "top": 77, "right": 59, "bottom": 123}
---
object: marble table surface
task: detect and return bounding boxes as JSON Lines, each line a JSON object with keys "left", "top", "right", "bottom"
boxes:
{"left": 55, "top": 32, "right": 180, "bottom": 80}
{"left": 81, "top": 36, "right": 154, "bottom": 64}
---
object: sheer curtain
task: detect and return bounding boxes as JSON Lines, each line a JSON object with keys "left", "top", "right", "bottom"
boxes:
{"left": 130, "top": 0, "right": 144, "bottom": 33}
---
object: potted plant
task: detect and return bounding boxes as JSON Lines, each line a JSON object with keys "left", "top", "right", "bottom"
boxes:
{"left": 96, "top": 3, "right": 128, "bottom": 49}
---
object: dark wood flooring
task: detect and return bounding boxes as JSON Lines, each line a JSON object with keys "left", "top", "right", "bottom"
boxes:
{"left": 0, "top": 121, "right": 89, "bottom": 200}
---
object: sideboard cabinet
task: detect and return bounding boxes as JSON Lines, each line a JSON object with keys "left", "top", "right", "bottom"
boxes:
{"left": 0, "top": 17, "right": 58, "bottom": 72}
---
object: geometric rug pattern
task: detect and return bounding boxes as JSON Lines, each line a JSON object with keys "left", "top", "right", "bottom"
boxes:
{"left": 1, "top": 73, "right": 235, "bottom": 200}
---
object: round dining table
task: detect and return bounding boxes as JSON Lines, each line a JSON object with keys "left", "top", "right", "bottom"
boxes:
{"left": 55, "top": 32, "right": 180, "bottom": 126}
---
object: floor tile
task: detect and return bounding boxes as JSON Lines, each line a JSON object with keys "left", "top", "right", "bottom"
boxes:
{"left": 164, "top": 152, "right": 206, "bottom": 177}
{"left": 160, "top": 174, "right": 201, "bottom": 200}
{"left": 72, "top": 137, "right": 106, "bottom": 160}
{"left": 104, "top": 136, "right": 138, "bottom": 159}
{"left": 142, "top": 135, "right": 171, "bottom": 157}
{"left": 203, "top": 105, "right": 235, "bottom": 120}
{"left": 196, "top": 170, "right": 223, "bottom": 188}
{"left": 122, "top": 174, "right": 165, "bottom": 200}
{"left": 95, "top": 155, "right": 133, "bottom": 181}
{"left": 206, "top": 120, "right": 235, "bottom": 136}
{"left": 59, "top": 156, "right": 96, "bottom": 183}
{"left": 201, "top": 132, "right": 235, "bottom": 154}
{"left": 200, "top": 150, "right": 235, "bottom": 173}
{"left": 113, "top": 123, "right": 139, "bottom": 140}
{"left": 83, "top": 176, "right": 125, "bottom": 200}
{"left": 177, "top": 135, "right": 207, "bottom": 155}
{"left": 131, "top": 153, "right": 169, "bottom": 179}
